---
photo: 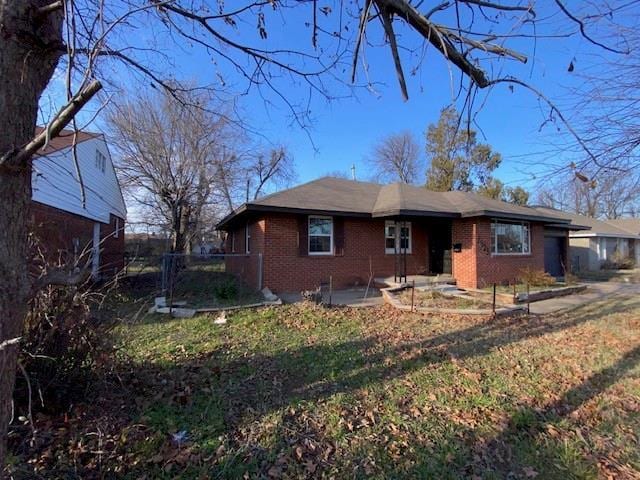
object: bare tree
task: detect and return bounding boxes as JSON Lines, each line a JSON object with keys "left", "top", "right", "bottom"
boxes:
{"left": 536, "top": 169, "right": 640, "bottom": 218}
{"left": 563, "top": 16, "right": 640, "bottom": 175}
{"left": 246, "top": 147, "right": 296, "bottom": 200}
{"left": 107, "top": 88, "right": 235, "bottom": 253}
{"left": 368, "top": 131, "right": 421, "bottom": 184}
{"left": 0, "top": 0, "right": 632, "bottom": 468}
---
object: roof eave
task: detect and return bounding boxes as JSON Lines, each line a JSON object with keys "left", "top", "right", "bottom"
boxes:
{"left": 461, "top": 210, "right": 572, "bottom": 224}
{"left": 215, "top": 203, "right": 372, "bottom": 229}
{"left": 372, "top": 209, "right": 459, "bottom": 219}
{"left": 569, "top": 232, "right": 640, "bottom": 239}
{"left": 544, "top": 223, "right": 591, "bottom": 231}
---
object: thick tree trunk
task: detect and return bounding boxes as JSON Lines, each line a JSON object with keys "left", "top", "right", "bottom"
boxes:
{"left": 170, "top": 203, "right": 192, "bottom": 254}
{"left": 0, "top": 1, "right": 62, "bottom": 472}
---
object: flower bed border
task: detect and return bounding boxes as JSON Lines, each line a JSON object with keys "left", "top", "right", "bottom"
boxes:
{"left": 463, "top": 284, "right": 587, "bottom": 304}
{"left": 381, "top": 286, "right": 523, "bottom": 316}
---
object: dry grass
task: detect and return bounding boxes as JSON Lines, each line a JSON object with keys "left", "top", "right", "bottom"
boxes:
{"left": 6, "top": 295, "right": 640, "bottom": 479}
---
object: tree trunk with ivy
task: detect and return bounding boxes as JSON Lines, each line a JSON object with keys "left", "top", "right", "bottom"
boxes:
{"left": 0, "top": 0, "right": 63, "bottom": 471}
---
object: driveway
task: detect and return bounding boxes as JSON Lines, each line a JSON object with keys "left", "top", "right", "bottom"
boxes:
{"left": 529, "top": 281, "right": 640, "bottom": 315}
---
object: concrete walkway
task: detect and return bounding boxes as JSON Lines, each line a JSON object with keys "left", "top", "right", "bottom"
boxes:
{"left": 279, "top": 287, "right": 384, "bottom": 307}
{"left": 529, "top": 281, "right": 640, "bottom": 315}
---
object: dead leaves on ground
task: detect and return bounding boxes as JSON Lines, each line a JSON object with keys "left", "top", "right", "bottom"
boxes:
{"left": 7, "top": 301, "right": 640, "bottom": 478}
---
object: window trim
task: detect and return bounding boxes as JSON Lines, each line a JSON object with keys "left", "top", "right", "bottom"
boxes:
{"left": 308, "top": 215, "right": 334, "bottom": 256}
{"left": 95, "top": 150, "right": 106, "bottom": 173}
{"left": 245, "top": 222, "right": 251, "bottom": 254}
{"left": 490, "top": 219, "right": 531, "bottom": 256}
{"left": 384, "top": 220, "right": 412, "bottom": 254}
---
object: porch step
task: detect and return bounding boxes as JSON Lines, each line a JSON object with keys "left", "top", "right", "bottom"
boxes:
{"left": 375, "top": 274, "right": 456, "bottom": 289}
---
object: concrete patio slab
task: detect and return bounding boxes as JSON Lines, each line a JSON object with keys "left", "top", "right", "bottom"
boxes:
{"left": 375, "top": 274, "right": 455, "bottom": 289}
{"left": 530, "top": 281, "right": 640, "bottom": 315}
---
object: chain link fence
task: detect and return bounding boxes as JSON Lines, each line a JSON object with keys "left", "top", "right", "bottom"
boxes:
{"left": 159, "top": 253, "right": 264, "bottom": 309}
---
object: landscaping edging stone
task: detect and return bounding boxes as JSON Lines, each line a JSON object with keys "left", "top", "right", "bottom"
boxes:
{"left": 464, "top": 284, "right": 588, "bottom": 304}
{"left": 381, "top": 286, "right": 523, "bottom": 316}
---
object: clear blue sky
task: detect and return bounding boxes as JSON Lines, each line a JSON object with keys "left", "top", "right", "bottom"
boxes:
{"left": 42, "top": 1, "right": 638, "bottom": 196}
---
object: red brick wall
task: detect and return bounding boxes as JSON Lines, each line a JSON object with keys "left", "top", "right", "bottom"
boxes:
{"left": 100, "top": 213, "right": 126, "bottom": 276}
{"left": 31, "top": 201, "right": 125, "bottom": 278}
{"left": 261, "top": 214, "right": 429, "bottom": 293}
{"left": 224, "top": 219, "right": 265, "bottom": 290}
{"left": 452, "top": 217, "right": 545, "bottom": 289}
{"left": 31, "top": 201, "right": 95, "bottom": 266}
{"left": 224, "top": 213, "right": 550, "bottom": 292}
{"left": 451, "top": 218, "right": 477, "bottom": 289}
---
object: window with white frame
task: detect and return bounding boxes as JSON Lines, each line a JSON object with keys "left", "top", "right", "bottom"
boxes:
{"left": 245, "top": 223, "right": 251, "bottom": 253}
{"left": 491, "top": 220, "right": 530, "bottom": 254}
{"left": 308, "top": 216, "right": 333, "bottom": 255}
{"left": 385, "top": 221, "right": 412, "bottom": 254}
{"left": 95, "top": 150, "right": 106, "bottom": 173}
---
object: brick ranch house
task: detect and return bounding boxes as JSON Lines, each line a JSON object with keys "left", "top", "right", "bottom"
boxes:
{"left": 217, "top": 177, "right": 584, "bottom": 292}
{"left": 31, "top": 128, "right": 127, "bottom": 279}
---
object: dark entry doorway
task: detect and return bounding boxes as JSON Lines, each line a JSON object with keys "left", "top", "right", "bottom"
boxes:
{"left": 544, "top": 236, "right": 565, "bottom": 277}
{"left": 429, "top": 221, "right": 452, "bottom": 274}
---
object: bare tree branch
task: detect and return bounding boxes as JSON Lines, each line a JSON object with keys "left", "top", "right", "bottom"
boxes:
{"left": 0, "top": 80, "right": 102, "bottom": 169}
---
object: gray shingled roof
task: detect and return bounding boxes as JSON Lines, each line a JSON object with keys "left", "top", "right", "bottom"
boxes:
{"left": 217, "top": 177, "right": 576, "bottom": 228}
{"left": 248, "top": 177, "right": 382, "bottom": 214}
{"left": 607, "top": 218, "right": 640, "bottom": 236}
{"left": 555, "top": 212, "right": 640, "bottom": 238}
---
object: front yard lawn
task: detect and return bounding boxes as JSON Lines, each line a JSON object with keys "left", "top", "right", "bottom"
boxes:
{"left": 7, "top": 296, "right": 640, "bottom": 479}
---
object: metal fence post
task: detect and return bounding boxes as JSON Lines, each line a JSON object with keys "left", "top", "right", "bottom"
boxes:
{"left": 329, "top": 275, "right": 333, "bottom": 307}
{"left": 257, "top": 253, "right": 263, "bottom": 290}
{"left": 492, "top": 283, "right": 496, "bottom": 316}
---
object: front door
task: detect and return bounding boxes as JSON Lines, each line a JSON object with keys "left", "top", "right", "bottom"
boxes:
{"left": 544, "top": 236, "right": 564, "bottom": 277}
{"left": 429, "top": 221, "right": 452, "bottom": 274}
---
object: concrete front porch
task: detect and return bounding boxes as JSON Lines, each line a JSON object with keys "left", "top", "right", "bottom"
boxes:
{"left": 375, "top": 274, "right": 456, "bottom": 289}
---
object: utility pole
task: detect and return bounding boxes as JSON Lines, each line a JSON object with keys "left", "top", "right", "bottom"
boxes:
{"left": 351, "top": 164, "right": 356, "bottom": 180}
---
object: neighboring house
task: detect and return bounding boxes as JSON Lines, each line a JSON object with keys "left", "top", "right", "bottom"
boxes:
{"left": 31, "top": 127, "right": 127, "bottom": 279}
{"left": 557, "top": 213, "right": 640, "bottom": 271}
{"left": 217, "top": 177, "right": 582, "bottom": 292}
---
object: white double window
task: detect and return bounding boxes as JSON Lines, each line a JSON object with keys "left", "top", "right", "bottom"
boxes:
{"left": 385, "top": 221, "right": 411, "bottom": 254}
{"left": 308, "top": 216, "right": 333, "bottom": 255}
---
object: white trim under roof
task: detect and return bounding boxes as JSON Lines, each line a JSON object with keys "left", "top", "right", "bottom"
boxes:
{"left": 570, "top": 232, "right": 640, "bottom": 240}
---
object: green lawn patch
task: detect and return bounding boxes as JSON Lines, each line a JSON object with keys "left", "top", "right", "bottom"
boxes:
{"left": 7, "top": 295, "right": 640, "bottom": 479}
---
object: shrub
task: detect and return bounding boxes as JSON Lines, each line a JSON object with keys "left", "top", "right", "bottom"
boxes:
{"left": 564, "top": 272, "right": 579, "bottom": 285}
{"left": 518, "top": 267, "right": 557, "bottom": 288}
{"left": 213, "top": 280, "right": 238, "bottom": 300}
{"left": 12, "top": 281, "right": 117, "bottom": 418}
{"left": 602, "top": 251, "right": 636, "bottom": 270}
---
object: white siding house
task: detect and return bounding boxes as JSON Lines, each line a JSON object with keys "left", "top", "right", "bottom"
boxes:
{"left": 31, "top": 128, "right": 126, "bottom": 278}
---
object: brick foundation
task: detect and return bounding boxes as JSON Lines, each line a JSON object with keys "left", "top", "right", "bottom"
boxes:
{"left": 31, "top": 201, "right": 124, "bottom": 278}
